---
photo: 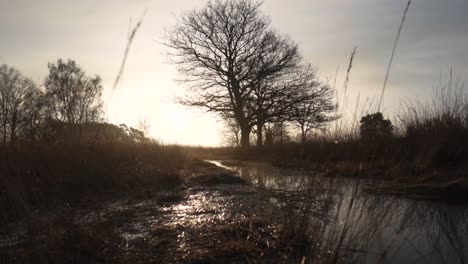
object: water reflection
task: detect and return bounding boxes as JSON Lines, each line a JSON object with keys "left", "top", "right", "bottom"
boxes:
{"left": 77, "top": 181, "right": 281, "bottom": 261}
{"left": 210, "top": 160, "right": 468, "bottom": 264}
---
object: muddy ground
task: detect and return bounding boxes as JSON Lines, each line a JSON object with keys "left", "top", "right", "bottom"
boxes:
{"left": 1, "top": 160, "right": 328, "bottom": 264}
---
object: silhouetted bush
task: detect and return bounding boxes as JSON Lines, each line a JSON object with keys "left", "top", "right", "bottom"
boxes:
{"left": 359, "top": 112, "right": 393, "bottom": 141}
{"left": 398, "top": 84, "right": 468, "bottom": 167}
{"left": 38, "top": 120, "right": 151, "bottom": 144}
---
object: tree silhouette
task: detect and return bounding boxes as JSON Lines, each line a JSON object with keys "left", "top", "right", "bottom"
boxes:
{"left": 247, "top": 65, "right": 314, "bottom": 147}
{"left": 44, "top": 59, "right": 103, "bottom": 125}
{"left": 220, "top": 113, "right": 241, "bottom": 147}
{"left": 264, "top": 122, "right": 290, "bottom": 146}
{"left": 0, "top": 64, "right": 42, "bottom": 143}
{"left": 165, "top": 0, "right": 300, "bottom": 148}
{"left": 288, "top": 67, "right": 338, "bottom": 144}
{"left": 359, "top": 112, "right": 393, "bottom": 140}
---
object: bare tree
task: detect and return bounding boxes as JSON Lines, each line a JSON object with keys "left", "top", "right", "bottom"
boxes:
{"left": 137, "top": 117, "right": 151, "bottom": 138}
{"left": 289, "top": 68, "right": 338, "bottom": 143}
{"left": 44, "top": 59, "right": 103, "bottom": 125}
{"left": 22, "top": 88, "right": 46, "bottom": 141}
{"left": 220, "top": 113, "right": 241, "bottom": 147}
{"left": 264, "top": 122, "right": 290, "bottom": 146}
{"left": 247, "top": 64, "right": 323, "bottom": 147}
{"left": 165, "top": 0, "right": 300, "bottom": 148}
{"left": 0, "top": 64, "right": 42, "bottom": 143}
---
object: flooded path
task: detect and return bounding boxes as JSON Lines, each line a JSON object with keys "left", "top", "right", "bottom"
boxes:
{"left": 4, "top": 160, "right": 467, "bottom": 263}
{"left": 214, "top": 160, "right": 468, "bottom": 264}
{"left": 77, "top": 185, "right": 275, "bottom": 262}
{"left": 74, "top": 161, "right": 309, "bottom": 263}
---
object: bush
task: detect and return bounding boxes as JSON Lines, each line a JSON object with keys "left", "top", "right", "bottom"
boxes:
{"left": 359, "top": 112, "right": 393, "bottom": 141}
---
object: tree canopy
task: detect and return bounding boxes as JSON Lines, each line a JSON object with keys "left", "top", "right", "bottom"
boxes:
{"left": 166, "top": 0, "right": 302, "bottom": 148}
{"left": 45, "top": 59, "right": 103, "bottom": 124}
{"left": 0, "top": 64, "right": 42, "bottom": 143}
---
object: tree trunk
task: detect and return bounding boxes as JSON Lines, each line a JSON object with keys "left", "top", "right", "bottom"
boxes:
{"left": 2, "top": 122, "right": 7, "bottom": 144}
{"left": 240, "top": 128, "right": 250, "bottom": 148}
{"left": 301, "top": 125, "right": 306, "bottom": 144}
{"left": 237, "top": 112, "right": 251, "bottom": 148}
{"left": 256, "top": 123, "right": 263, "bottom": 148}
{"left": 234, "top": 132, "right": 240, "bottom": 147}
{"left": 10, "top": 112, "right": 17, "bottom": 143}
{"left": 279, "top": 122, "right": 284, "bottom": 144}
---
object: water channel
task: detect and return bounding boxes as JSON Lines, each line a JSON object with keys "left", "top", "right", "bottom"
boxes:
{"left": 208, "top": 160, "right": 468, "bottom": 264}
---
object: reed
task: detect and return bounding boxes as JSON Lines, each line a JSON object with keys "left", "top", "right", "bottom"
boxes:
{"left": 0, "top": 139, "right": 187, "bottom": 224}
{"left": 377, "top": 0, "right": 412, "bottom": 112}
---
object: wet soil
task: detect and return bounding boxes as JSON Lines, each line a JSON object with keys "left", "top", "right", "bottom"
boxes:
{"left": 1, "top": 160, "right": 310, "bottom": 264}
{"left": 75, "top": 160, "right": 317, "bottom": 263}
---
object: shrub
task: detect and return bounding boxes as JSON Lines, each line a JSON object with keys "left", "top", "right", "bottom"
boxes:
{"left": 359, "top": 112, "right": 393, "bottom": 141}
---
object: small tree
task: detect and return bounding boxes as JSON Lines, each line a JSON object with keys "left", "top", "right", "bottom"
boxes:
{"left": 0, "top": 64, "right": 42, "bottom": 143}
{"left": 359, "top": 112, "right": 393, "bottom": 140}
{"left": 22, "top": 89, "right": 46, "bottom": 141}
{"left": 45, "top": 59, "right": 103, "bottom": 124}
{"left": 264, "top": 122, "right": 290, "bottom": 146}
{"left": 289, "top": 67, "right": 338, "bottom": 143}
{"left": 137, "top": 118, "right": 151, "bottom": 139}
{"left": 248, "top": 65, "right": 311, "bottom": 147}
{"left": 220, "top": 113, "right": 241, "bottom": 147}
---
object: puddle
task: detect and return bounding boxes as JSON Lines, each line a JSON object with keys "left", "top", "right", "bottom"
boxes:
{"left": 212, "top": 160, "right": 468, "bottom": 264}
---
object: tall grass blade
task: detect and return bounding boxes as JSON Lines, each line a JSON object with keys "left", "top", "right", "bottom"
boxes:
{"left": 343, "top": 46, "right": 357, "bottom": 108}
{"left": 111, "top": 10, "right": 147, "bottom": 95}
{"left": 338, "top": 46, "right": 357, "bottom": 132}
{"left": 378, "top": 0, "right": 412, "bottom": 112}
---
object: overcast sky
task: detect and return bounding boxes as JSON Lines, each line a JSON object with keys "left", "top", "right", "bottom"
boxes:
{"left": 1, "top": 0, "right": 467, "bottom": 145}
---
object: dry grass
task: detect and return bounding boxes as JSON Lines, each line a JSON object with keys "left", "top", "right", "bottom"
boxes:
{"left": 0, "top": 140, "right": 187, "bottom": 224}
